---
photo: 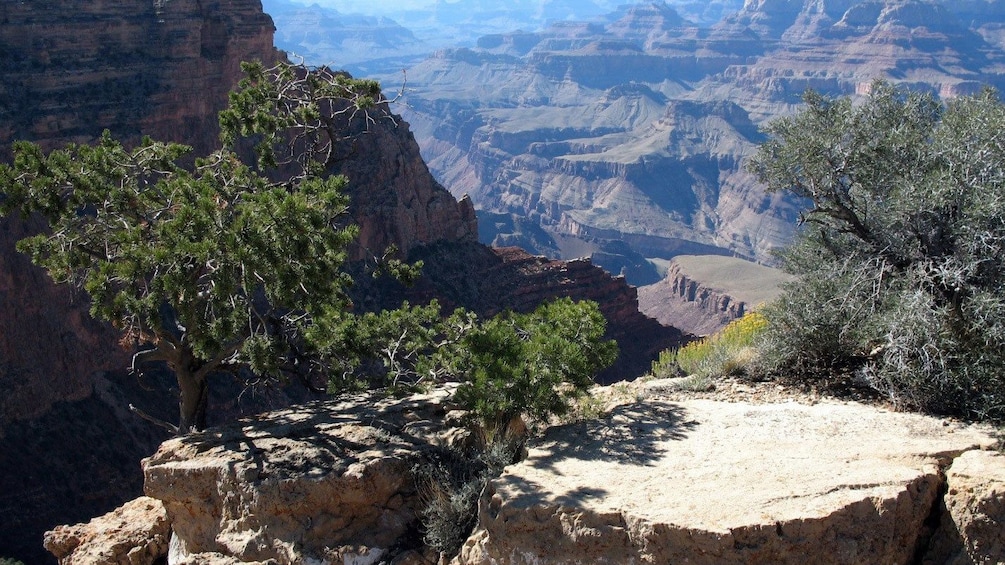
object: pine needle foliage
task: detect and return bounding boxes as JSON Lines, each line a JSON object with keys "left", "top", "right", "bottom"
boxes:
{"left": 0, "top": 60, "right": 398, "bottom": 433}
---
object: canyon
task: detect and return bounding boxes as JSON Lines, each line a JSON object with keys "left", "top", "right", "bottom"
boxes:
{"left": 263, "top": 0, "right": 748, "bottom": 77}
{"left": 388, "top": 0, "right": 1005, "bottom": 285}
{"left": 8, "top": 1, "right": 1005, "bottom": 563}
{"left": 0, "top": 2, "right": 682, "bottom": 563}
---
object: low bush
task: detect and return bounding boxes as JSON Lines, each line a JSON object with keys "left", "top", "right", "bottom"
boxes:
{"left": 436, "top": 298, "right": 618, "bottom": 432}
{"left": 748, "top": 83, "right": 1005, "bottom": 421}
{"left": 650, "top": 312, "right": 767, "bottom": 384}
{"left": 415, "top": 427, "right": 524, "bottom": 556}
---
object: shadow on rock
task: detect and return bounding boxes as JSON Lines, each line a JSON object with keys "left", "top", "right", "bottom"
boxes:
{"left": 155, "top": 393, "right": 449, "bottom": 482}
{"left": 529, "top": 401, "right": 697, "bottom": 469}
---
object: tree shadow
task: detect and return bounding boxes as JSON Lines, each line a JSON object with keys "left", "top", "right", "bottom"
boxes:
{"left": 161, "top": 393, "right": 454, "bottom": 481}
{"left": 166, "top": 400, "right": 392, "bottom": 480}
{"left": 528, "top": 401, "right": 698, "bottom": 471}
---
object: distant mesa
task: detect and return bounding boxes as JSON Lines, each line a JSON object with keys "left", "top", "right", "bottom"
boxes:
{"left": 384, "top": 0, "right": 1005, "bottom": 288}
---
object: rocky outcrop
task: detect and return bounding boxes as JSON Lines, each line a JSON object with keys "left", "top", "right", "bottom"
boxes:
{"left": 43, "top": 497, "right": 170, "bottom": 565}
{"left": 140, "top": 389, "right": 461, "bottom": 565}
{"left": 395, "top": 0, "right": 1005, "bottom": 284}
{"left": 638, "top": 255, "right": 793, "bottom": 335}
{"left": 641, "top": 262, "right": 748, "bottom": 335}
{"left": 325, "top": 101, "right": 478, "bottom": 260}
{"left": 47, "top": 388, "right": 1004, "bottom": 565}
{"left": 931, "top": 450, "right": 1005, "bottom": 565}
{"left": 457, "top": 395, "right": 1000, "bottom": 565}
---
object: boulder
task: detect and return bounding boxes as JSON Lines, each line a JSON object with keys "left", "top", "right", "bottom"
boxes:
{"left": 929, "top": 450, "right": 1005, "bottom": 564}
{"left": 456, "top": 398, "right": 998, "bottom": 565}
{"left": 142, "top": 389, "right": 461, "bottom": 564}
{"left": 43, "top": 496, "right": 170, "bottom": 565}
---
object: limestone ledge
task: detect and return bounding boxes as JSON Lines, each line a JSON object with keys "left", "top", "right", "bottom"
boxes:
{"left": 47, "top": 389, "right": 1004, "bottom": 565}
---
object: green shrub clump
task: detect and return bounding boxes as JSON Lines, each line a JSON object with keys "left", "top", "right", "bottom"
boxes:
{"left": 435, "top": 297, "right": 618, "bottom": 432}
{"left": 749, "top": 82, "right": 1005, "bottom": 422}
{"left": 650, "top": 312, "right": 767, "bottom": 385}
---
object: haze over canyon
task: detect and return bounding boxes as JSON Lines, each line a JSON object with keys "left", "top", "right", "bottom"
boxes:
{"left": 6, "top": 0, "right": 1005, "bottom": 562}
{"left": 270, "top": 0, "right": 1005, "bottom": 284}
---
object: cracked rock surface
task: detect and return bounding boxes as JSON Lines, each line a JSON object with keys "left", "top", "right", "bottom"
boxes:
{"left": 457, "top": 396, "right": 999, "bottom": 565}
{"left": 142, "top": 389, "right": 460, "bottom": 565}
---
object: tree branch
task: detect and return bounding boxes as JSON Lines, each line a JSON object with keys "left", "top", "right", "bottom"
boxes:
{"left": 194, "top": 337, "right": 247, "bottom": 382}
{"left": 131, "top": 347, "right": 168, "bottom": 374}
{"left": 128, "top": 404, "right": 179, "bottom": 434}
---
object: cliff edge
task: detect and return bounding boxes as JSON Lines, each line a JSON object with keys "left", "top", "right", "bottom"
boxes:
{"left": 45, "top": 384, "right": 1005, "bottom": 565}
{"left": 639, "top": 254, "right": 793, "bottom": 335}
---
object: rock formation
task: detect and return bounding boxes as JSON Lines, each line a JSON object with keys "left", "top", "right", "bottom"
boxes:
{"left": 457, "top": 393, "right": 1002, "bottom": 565}
{"left": 46, "top": 386, "right": 1005, "bottom": 565}
{"left": 43, "top": 496, "right": 170, "bottom": 565}
{"left": 935, "top": 450, "right": 1005, "bottom": 564}
{"left": 322, "top": 101, "right": 479, "bottom": 260}
{"left": 392, "top": 0, "right": 1005, "bottom": 287}
{"left": 141, "top": 389, "right": 462, "bottom": 565}
{"left": 638, "top": 255, "right": 793, "bottom": 335}
{"left": 640, "top": 263, "right": 749, "bottom": 335}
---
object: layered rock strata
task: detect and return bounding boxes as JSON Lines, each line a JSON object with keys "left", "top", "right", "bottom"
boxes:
{"left": 140, "top": 389, "right": 461, "bottom": 565}
{"left": 0, "top": 3, "right": 278, "bottom": 562}
{"left": 639, "top": 263, "right": 749, "bottom": 335}
{"left": 638, "top": 255, "right": 793, "bottom": 335}
{"left": 0, "top": 0, "right": 277, "bottom": 156}
{"left": 457, "top": 395, "right": 1000, "bottom": 565}
{"left": 395, "top": 0, "right": 1005, "bottom": 284}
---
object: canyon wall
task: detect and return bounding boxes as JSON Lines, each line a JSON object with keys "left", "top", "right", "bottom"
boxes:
{"left": 0, "top": 2, "right": 278, "bottom": 562}
{"left": 0, "top": 0, "right": 277, "bottom": 156}
{"left": 394, "top": 0, "right": 1005, "bottom": 288}
{"left": 0, "top": 0, "right": 279, "bottom": 426}
{"left": 0, "top": 3, "right": 681, "bottom": 563}
{"left": 639, "top": 263, "right": 748, "bottom": 336}
{"left": 638, "top": 255, "right": 793, "bottom": 335}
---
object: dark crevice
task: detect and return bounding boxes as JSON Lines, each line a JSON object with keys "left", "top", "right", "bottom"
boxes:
{"left": 911, "top": 463, "right": 962, "bottom": 565}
